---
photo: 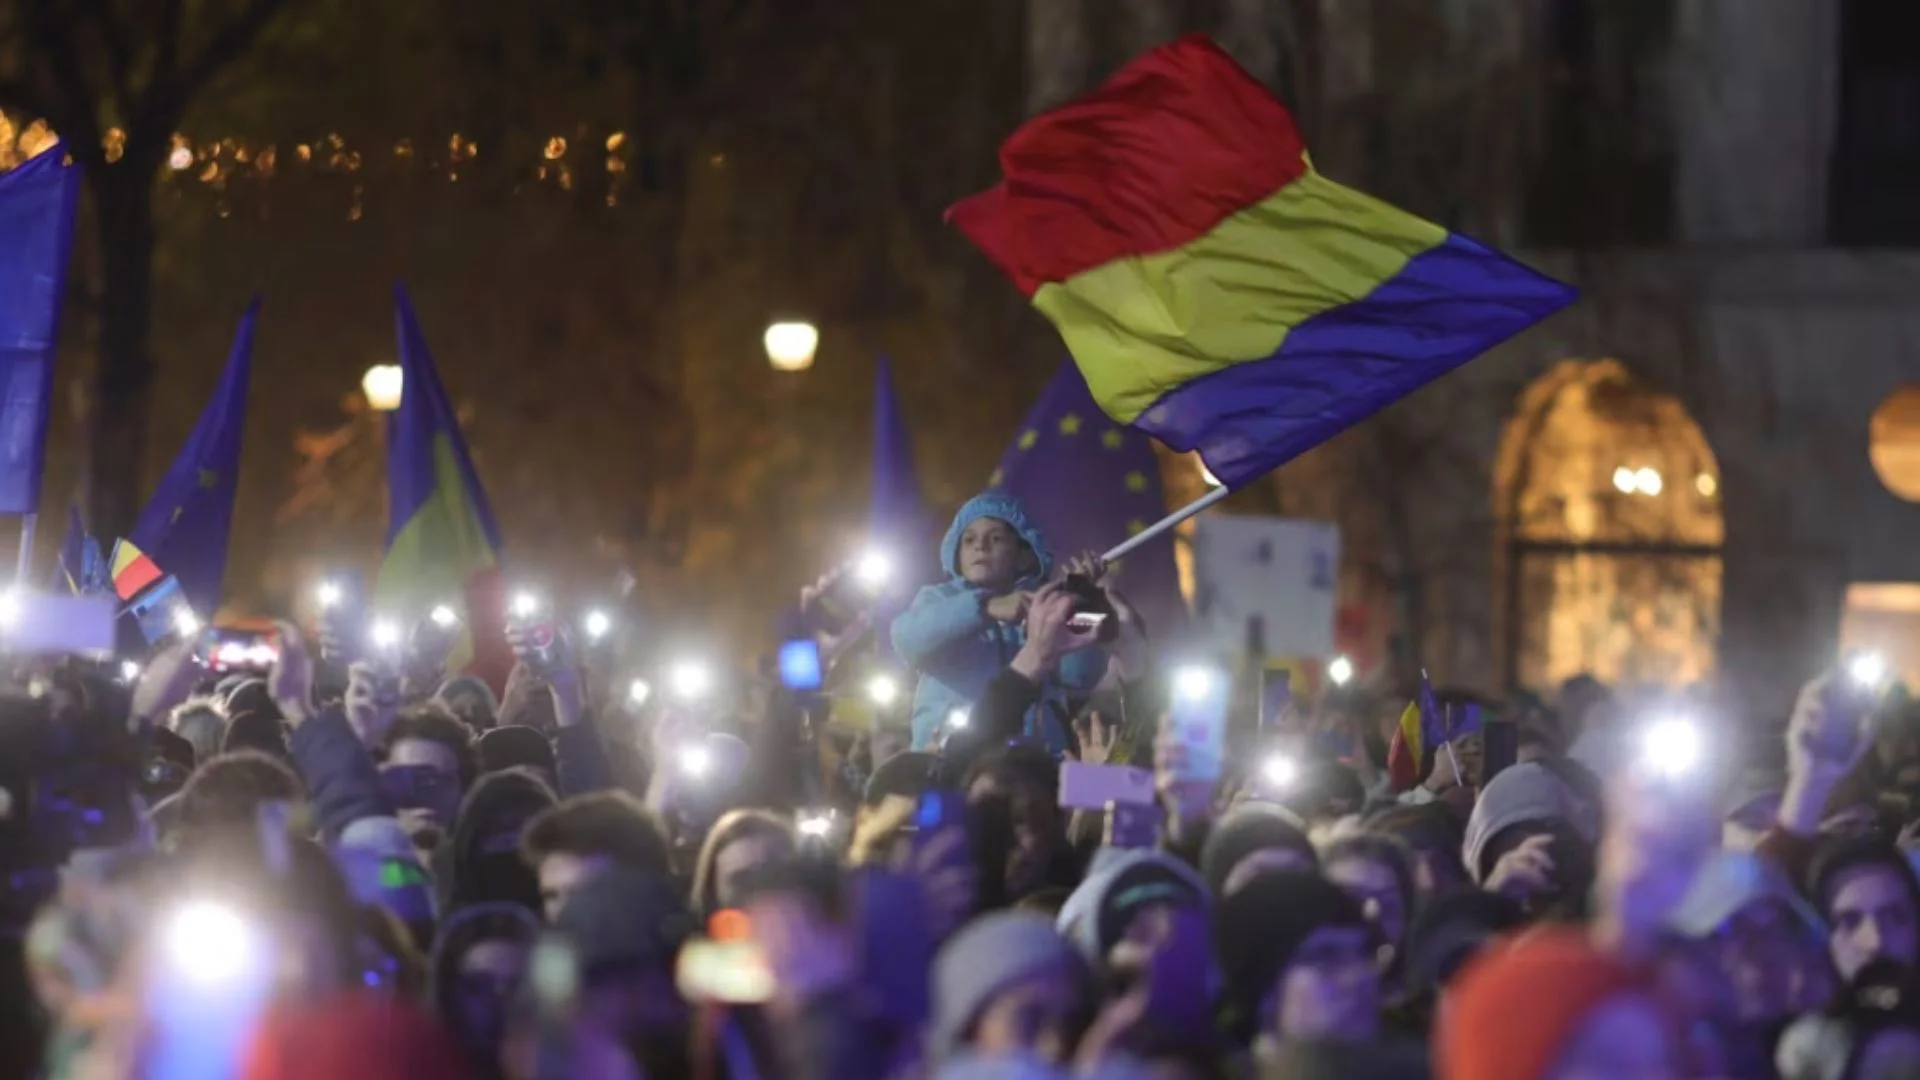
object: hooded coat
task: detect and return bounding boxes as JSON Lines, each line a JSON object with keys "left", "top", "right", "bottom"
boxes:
{"left": 432, "top": 767, "right": 558, "bottom": 915}
{"left": 892, "top": 493, "right": 1107, "bottom": 753}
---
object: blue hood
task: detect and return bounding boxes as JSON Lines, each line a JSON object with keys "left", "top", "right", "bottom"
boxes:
{"left": 939, "top": 492, "right": 1051, "bottom": 587}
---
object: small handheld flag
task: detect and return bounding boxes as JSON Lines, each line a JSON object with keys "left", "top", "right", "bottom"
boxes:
{"left": 109, "top": 539, "right": 164, "bottom": 602}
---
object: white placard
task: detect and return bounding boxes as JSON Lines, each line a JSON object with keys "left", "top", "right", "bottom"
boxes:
{"left": 1191, "top": 515, "right": 1339, "bottom": 658}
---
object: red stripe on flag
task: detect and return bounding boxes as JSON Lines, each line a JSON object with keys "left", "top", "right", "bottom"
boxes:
{"left": 947, "top": 34, "right": 1308, "bottom": 296}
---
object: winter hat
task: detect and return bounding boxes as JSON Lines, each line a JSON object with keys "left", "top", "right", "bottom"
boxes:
{"left": 1667, "top": 850, "right": 1822, "bottom": 939}
{"left": 939, "top": 492, "right": 1052, "bottom": 585}
{"left": 865, "top": 750, "right": 941, "bottom": 805}
{"left": 334, "top": 816, "right": 438, "bottom": 932}
{"left": 241, "top": 995, "right": 465, "bottom": 1080}
{"left": 1056, "top": 849, "right": 1207, "bottom": 965}
{"left": 1400, "top": 887, "right": 1525, "bottom": 1000}
{"left": 1211, "top": 870, "right": 1367, "bottom": 1037}
{"left": 1198, "top": 804, "right": 1315, "bottom": 897}
{"left": 931, "top": 912, "right": 1089, "bottom": 1059}
{"left": 552, "top": 865, "right": 698, "bottom": 984}
{"left": 1435, "top": 928, "right": 1662, "bottom": 1080}
{"left": 1809, "top": 836, "right": 1920, "bottom": 918}
{"left": 475, "top": 725, "right": 556, "bottom": 778}
{"left": 1461, "top": 761, "right": 1600, "bottom": 882}
{"left": 437, "top": 675, "right": 500, "bottom": 722}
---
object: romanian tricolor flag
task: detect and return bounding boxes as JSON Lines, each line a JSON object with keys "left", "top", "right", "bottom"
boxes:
{"left": 376, "top": 286, "right": 513, "bottom": 694}
{"left": 948, "top": 35, "right": 1576, "bottom": 489}
{"left": 108, "top": 538, "right": 164, "bottom": 602}
{"left": 1387, "top": 670, "right": 1481, "bottom": 791}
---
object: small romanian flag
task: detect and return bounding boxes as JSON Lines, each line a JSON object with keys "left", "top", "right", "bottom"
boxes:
{"left": 1387, "top": 670, "right": 1481, "bottom": 791}
{"left": 947, "top": 35, "right": 1576, "bottom": 490}
{"left": 108, "top": 539, "right": 164, "bottom": 602}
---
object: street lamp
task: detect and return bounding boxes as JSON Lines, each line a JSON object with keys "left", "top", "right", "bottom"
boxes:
{"left": 763, "top": 321, "right": 818, "bottom": 372}
{"left": 362, "top": 364, "right": 404, "bottom": 411}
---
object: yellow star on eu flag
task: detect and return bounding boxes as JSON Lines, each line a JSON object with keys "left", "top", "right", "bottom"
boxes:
{"left": 1124, "top": 471, "right": 1148, "bottom": 494}
{"left": 1127, "top": 518, "right": 1147, "bottom": 535}
{"left": 988, "top": 467, "right": 1003, "bottom": 487}
{"left": 197, "top": 468, "right": 219, "bottom": 488}
{"left": 1101, "top": 429, "right": 1124, "bottom": 450}
{"left": 1058, "top": 413, "right": 1082, "bottom": 436}
{"left": 1018, "top": 429, "right": 1038, "bottom": 450}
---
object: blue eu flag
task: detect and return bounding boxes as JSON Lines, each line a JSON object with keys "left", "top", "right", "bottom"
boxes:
{"left": 990, "top": 363, "right": 1187, "bottom": 637}
{"left": 129, "top": 298, "right": 259, "bottom": 616}
{"left": 0, "top": 147, "right": 80, "bottom": 515}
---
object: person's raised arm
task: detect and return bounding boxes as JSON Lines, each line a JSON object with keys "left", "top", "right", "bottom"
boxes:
{"left": 273, "top": 621, "right": 390, "bottom": 840}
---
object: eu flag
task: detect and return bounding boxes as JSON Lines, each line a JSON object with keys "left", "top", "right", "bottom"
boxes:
{"left": 989, "top": 362, "right": 1187, "bottom": 637}
{"left": 129, "top": 298, "right": 259, "bottom": 616}
{"left": 870, "top": 356, "right": 927, "bottom": 572}
{"left": 55, "top": 504, "right": 106, "bottom": 595}
{"left": 0, "top": 147, "right": 81, "bottom": 515}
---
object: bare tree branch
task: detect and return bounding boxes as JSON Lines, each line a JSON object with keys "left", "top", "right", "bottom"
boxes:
{"left": 78, "top": 0, "right": 134, "bottom": 111}
{"left": 143, "top": 0, "right": 286, "bottom": 130}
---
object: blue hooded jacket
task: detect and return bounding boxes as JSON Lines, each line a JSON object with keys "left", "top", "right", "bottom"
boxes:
{"left": 891, "top": 493, "right": 1107, "bottom": 753}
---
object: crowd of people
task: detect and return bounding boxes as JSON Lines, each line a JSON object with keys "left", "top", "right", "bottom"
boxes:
{"left": 3, "top": 490, "right": 1919, "bottom": 1080}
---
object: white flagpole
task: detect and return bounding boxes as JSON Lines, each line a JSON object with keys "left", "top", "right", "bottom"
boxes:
{"left": 1100, "top": 485, "right": 1230, "bottom": 562}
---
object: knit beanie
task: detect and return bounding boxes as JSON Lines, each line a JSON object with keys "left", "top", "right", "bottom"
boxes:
{"left": 931, "top": 912, "right": 1088, "bottom": 1059}
{"left": 1212, "top": 870, "right": 1367, "bottom": 1038}
{"left": 1435, "top": 928, "right": 1658, "bottom": 1080}
{"left": 1462, "top": 762, "right": 1600, "bottom": 883}
{"left": 242, "top": 995, "right": 465, "bottom": 1080}
{"left": 334, "top": 816, "right": 438, "bottom": 933}
{"left": 1056, "top": 849, "right": 1207, "bottom": 965}
{"left": 475, "top": 725, "right": 556, "bottom": 778}
{"left": 1198, "top": 804, "right": 1314, "bottom": 897}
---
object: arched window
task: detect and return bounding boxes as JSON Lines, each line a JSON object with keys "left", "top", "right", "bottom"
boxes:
{"left": 1494, "top": 360, "right": 1723, "bottom": 690}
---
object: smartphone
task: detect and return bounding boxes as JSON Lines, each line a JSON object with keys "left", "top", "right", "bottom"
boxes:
{"left": 1482, "top": 718, "right": 1518, "bottom": 784}
{"left": 1258, "top": 666, "right": 1293, "bottom": 731}
{"left": 203, "top": 627, "right": 279, "bottom": 674}
{"left": 778, "top": 638, "right": 823, "bottom": 691}
{"left": 314, "top": 571, "right": 364, "bottom": 665}
{"left": 1058, "top": 762, "right": 1156, "bottom": 811}
{"left": 1104, "top": 801, "right": 1161, "bottom": 849}
{"left": 913, "top": 788, "right": 965, "bottom": 834}
{"left": 3, "top": 592, "right": 116, "bottom": 656}
{"left": 676, "top": 938, "right": 776, "bottom": 1005}
{"left": 1168, "top": 665, "right": 1228, "bottom": 785}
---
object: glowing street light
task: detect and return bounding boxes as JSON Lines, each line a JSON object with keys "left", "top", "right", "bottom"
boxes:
{"left": 763, "top": 321, "right": 818, "bottom": 372}
{"left": 362, "top": 364, "right": 404, "bottom": 411}
{"left": 1634, "top": 467, "right": 1664, "bottom": 496}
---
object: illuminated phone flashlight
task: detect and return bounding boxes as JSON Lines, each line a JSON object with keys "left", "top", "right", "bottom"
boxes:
{"left": 678, "top": 743, "right": 713, "bottom": 779}
{"left": 582, "top": 609, "right": 613, "bottom": 642}
{"left": 1173, "top": 665, "right": 1218, "bottom": 702}
{"left": 160, "top": 900, "right": 261, "bottom": 989}
{"left": 1262, "top": 755, "right": 1298, "bottom": 788}
{"left": 369, "top": 617, "right": 403, "bottom": 652}
{"left": 172, "top": 607, "right": 202, "bottom": 638}
{"left": 668, "top": 660, "right": 711, "bottom": 701}
{"left": 853, "top": 549, "right": 892, "bottom": 591}
{"left": 627, "top": 678, "right": 652, "bottom": 707}
{"left": 797, "top": 811, "right": 834, "bottom": 838}
{"left": 866, "top": 673, "right": 900, "bottom": 708}
{"left": 1641, "top": 716, "right": 1703, "bottom": 781}
{"left": 0, "top": 588, "right": 19, "bottom": 628}
{"left": 315, "top": 580, "right": 343, "bottom": 611}
{"left": 119, "top": 659, "right": 141, "bottom": 683}
{"left": 947, "top": 708, "right": 970, "bottom": 730}
{"left": 510, "top": 591, "right": 541, "bottom": 620}
{"left": 1327, "top": 655, "right": 1355, "bottom": 687}
{"left": 429, "top": 604, "right": 460, "bottom": 630}
{"left": 1850, "top": 651, "right": 1888, "bottom": 690}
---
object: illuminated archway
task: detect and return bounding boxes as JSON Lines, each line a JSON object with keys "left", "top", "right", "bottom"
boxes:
{"left": 1494, "top": 360, "right": 1724, "bottom": 690}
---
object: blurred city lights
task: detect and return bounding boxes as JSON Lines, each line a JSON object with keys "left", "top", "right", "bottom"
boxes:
{"left": 764, "top": 321, "right": 818, "bottom": 372}
{"left": 362, "top": 364, "right": 403, "bottom": 411}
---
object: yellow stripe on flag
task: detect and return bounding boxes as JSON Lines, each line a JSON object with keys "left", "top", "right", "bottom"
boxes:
{"left": 1031, "top": 168, "right": 1447, "bottom": 424}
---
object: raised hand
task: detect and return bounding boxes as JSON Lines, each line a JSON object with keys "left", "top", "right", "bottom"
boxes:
{"left": 268, "top": 620, "right": 317, "bottom": 728}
